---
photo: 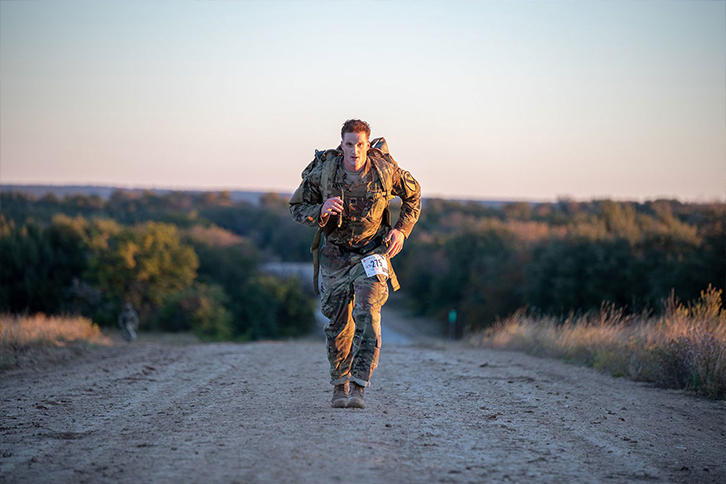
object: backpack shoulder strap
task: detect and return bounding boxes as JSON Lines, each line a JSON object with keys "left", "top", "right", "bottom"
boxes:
{"left": 302, "top": 148, "right": 341, "bottom": 201}
{"left": 306, "top": 147, "right": 340, "bottom": 296}
{"left": 319, "top": 149, "right": 341, "bottom": 200}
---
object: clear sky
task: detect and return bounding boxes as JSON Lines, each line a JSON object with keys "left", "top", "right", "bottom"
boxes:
{"left": 1, "top": 0, "right": 724, "bottom": 202}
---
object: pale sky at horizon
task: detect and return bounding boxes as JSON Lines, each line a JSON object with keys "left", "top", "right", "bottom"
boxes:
{"left": 1, "top": 0, "right": 724, "bottom": 202}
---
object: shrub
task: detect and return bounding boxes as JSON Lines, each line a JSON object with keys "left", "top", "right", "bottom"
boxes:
{"left": 155, "top": 284, "right": 233, "bottom": 341}
{"left": 470, "top": 286, "right": 726, "bottom": 399}
{"left": 0, "top": 313, "right": 112, "bottom": 370}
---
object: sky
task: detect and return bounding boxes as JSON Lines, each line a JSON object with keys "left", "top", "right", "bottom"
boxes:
{"left": 1, "top": 0, "right": 724, "bottom": 202}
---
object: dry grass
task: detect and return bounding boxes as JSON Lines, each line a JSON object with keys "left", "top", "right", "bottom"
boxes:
{"left": 0, "top": 313, "right": 112, "bottom": 370}
{"left": 469, "top": 286, "right": 726, "bottom": 399}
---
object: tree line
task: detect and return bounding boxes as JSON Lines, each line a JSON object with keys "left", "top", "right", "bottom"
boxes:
{"left": 395, "top": 198, "right": 724, "bottom": 334}
{"left": 0, "top": 190, "right": 317, "bottom": 340}
{"left": 1, "top": 190, "right": 723, "bottom": 338}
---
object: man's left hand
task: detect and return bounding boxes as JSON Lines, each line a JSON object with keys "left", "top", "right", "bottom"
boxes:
{"left": 384, "top": 229, "right": 405, "bottom": 259}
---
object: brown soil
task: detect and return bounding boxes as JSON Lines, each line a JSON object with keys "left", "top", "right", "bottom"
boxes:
{"left": 1, "top": 310, "right": 724, "bottom": 484}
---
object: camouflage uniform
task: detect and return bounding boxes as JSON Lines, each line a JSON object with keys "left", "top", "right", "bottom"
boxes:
{"left": 290, "top": 146, "right": 421, "bottom": 388}
{"left": 118, "top": 303, "right": 139, "bottom": 342}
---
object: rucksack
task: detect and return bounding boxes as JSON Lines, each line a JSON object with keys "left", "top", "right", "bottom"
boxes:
{"left": 301, "top": 137, "right": 395, "bottom": 202}
{"left": 303, "top": 137, "right": 400, "bottom": 294}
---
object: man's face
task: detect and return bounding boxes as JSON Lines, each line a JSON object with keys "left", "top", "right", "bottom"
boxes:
{"left": 341, "top": 131, "right": 370, "bottom": 171}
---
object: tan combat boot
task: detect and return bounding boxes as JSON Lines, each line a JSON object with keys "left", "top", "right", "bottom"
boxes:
{"left": 331, "top": 382, "right": 349, "bottom": 408}
{"left": 347, "top": 383, "right": 365, "bottom": 409}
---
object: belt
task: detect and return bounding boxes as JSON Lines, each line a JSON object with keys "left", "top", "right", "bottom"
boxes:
{"left": 323, "top": 234, "right": 400, "bottom": 292}
{"left": 328, "top": 234, "right": 385, "bottom": 255}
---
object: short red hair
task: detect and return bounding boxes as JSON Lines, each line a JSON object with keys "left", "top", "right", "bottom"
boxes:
{"left": 341, "top": 119, "right": 371, "bottom": 141}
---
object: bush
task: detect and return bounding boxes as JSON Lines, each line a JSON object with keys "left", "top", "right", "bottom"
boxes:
{"left": 470, "top": 286, "right": 726, "bottom": 399}
{"left": 156, "top": 284, "right": 233, "bottom": 341}
{"left": 229, "top": 275, "right": 316, "bottom": 340}
{"left": 87, "top": 221, "right": 199, "bottom": 325}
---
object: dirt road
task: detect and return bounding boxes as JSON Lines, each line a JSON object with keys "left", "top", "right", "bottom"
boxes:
{"left": 1, "top": 313, "right": 724, "bottom": 483}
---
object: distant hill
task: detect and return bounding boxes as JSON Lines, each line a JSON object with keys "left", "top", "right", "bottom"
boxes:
{"left": 0, "top": 185, "right": 277, "bottom": 205}
{"left": 0, "top": 184, "right": 516, "bottom": 208}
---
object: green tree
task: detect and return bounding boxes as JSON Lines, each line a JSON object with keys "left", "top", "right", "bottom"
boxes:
{"left": 87, "top": 221, "right": 199, "bottom": 325}
{"left": 156, "top": 283, "right": 233, "bottom": 340}
{"left": 231, "top": 275, "right": 316, "bottom": 340}
{"left": 0, "top": 215, "right": 88, "bottom": 314}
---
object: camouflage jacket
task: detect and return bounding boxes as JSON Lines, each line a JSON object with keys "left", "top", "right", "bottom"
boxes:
{"left": 118, "top": 308, "right": 139, "bottom": 329}
{"left": 289, "top": 147, "right": 421, "bottom": 251}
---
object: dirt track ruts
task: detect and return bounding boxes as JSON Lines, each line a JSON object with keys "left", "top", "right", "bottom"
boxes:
{"left": 1, "top": 326, "right": 725, "bottom": 483}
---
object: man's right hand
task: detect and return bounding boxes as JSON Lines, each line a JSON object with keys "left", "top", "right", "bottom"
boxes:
{"left": 321, "top": 196, "right": 344, "bottom": 221}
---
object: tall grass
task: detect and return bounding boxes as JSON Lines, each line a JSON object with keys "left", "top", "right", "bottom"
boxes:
{"left": 0, "top": 314, "right": 112, "bottom": 369}
{"left": 469, "top": 286, "right": 726, "bottom": 399}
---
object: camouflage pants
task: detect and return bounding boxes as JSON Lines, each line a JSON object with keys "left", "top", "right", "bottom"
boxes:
{"left": 319, "top": 242, "right": 389, "bottom": 388}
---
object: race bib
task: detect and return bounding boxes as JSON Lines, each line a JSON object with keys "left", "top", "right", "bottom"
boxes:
{"left": 361, "top": 254, "right": 389, "bottom": 278}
